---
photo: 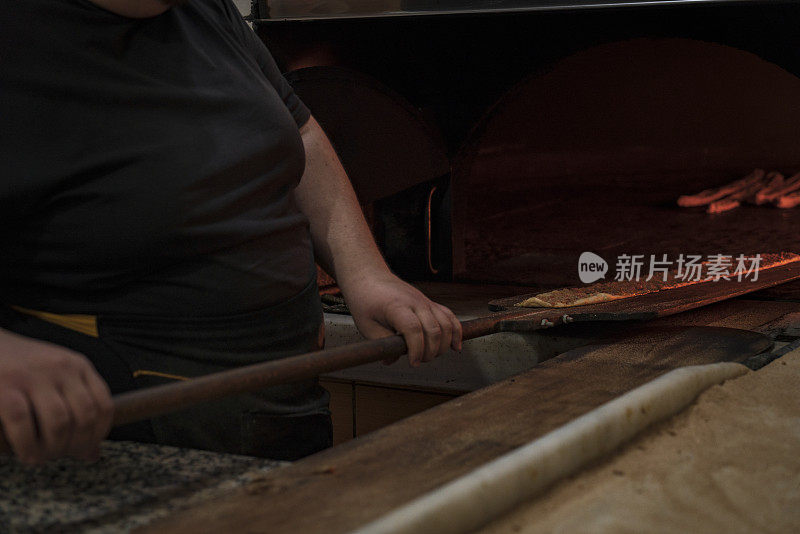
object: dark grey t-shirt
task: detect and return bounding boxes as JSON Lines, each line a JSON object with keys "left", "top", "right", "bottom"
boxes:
{"left": 0, "top": 0, "right": 314, "bottom": 316}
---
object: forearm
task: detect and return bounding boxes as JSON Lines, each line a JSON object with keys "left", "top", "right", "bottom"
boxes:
{"left": 292, "top": 116, "right": 462, "bottom": 362}
{"left": 294, "top": 116, "right": 391, "bottom": 293}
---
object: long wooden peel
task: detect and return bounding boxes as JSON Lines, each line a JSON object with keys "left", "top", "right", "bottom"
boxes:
{"left": 0, "top": 308, "right": 548, "bottom": 455}
{"left": 5, "top": 259, "right": 800, "bottom": 456}
{"left": 113, "top": 309, "right": 545, "bottom": 426}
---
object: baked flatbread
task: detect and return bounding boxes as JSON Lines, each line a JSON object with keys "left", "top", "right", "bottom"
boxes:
{"left": 761, "top": 172, "right": 800, "bottom": 205}
{"left": 677, "top": 169, "right": 764, "bottom": 208}
{"left": 776, "top": 190, "right": 800, "bottom": 209}
{"left": 753, "top": 171, "right": 787, "bottom": 205}
{"left": 678, "top": 170, "right": 800, "bottom": 213}
{"left": 516, "top": 252, "right": 800, "bottom": 308}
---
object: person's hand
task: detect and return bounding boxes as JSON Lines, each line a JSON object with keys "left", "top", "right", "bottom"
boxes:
{"left": 342, "top": 272, "right": 463, "bottom": 367}
{"left": 0, "top": 330, "right": 113, "bottom": 464}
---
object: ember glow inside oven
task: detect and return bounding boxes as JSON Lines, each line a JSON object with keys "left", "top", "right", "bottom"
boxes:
{"left": 253, "top": 0, "right": 800, "bottom": 440}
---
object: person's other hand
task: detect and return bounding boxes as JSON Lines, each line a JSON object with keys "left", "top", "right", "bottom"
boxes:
{"left": 343, "top": 272, "right": 463, "bottom": 367}
{"left": 0, "top": 330, "right": 113, "bottom": 464}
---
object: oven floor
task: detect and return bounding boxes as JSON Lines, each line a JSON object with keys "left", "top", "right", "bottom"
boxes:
{"left": 462, "top": 201, "right": 800, "bottom": 288}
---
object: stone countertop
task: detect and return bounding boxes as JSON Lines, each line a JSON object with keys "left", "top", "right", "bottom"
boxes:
{"left": 0, "top": 440, "right": 284, "bottom": 534}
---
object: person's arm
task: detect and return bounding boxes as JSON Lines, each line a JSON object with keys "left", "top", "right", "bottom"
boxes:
{"left": 0, "top": 328, "right": 113, "bottom": 463}
{"left": 294, "top": 116, "right": 462, "bottom": 366}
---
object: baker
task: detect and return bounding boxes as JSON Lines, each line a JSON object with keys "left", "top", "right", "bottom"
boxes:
{"left": 0, "top": 0, "right": 462, "bottom": 464}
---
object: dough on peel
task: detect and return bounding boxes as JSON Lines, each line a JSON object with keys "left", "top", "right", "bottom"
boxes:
{"left": 516, "top": 252, "right": 800, "bottom": 308}
{"left": 518, "top": 292, "right": 621, "bottom": 308}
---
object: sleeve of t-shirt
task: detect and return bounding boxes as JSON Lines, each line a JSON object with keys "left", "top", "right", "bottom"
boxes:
{"left": 219, "top": 0, "right": 311, "bottom": 128}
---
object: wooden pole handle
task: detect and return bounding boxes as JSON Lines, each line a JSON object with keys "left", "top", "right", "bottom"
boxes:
{"left": 0, "top": 309, "right": 543, "bottom": 456}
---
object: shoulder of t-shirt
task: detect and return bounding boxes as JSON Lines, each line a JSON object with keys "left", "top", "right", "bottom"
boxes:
{"left": 185, "top": 0, "right": 311, "bottom": 128}
{"left": 214, "top": 0, "right": 251, "bottom": 30}
{"left": 190, "top": 0, "right": 254, "bottom": 46}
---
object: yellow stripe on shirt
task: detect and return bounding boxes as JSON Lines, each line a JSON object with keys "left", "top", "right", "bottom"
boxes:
{"left": 132, "top": 370, "right": 190, "bottom": 381}
{"left": 11, "top": 307, "right": 193, "bottom": 382}
{"left": 10, "top": 305, "right": 99, "bottom": 338}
